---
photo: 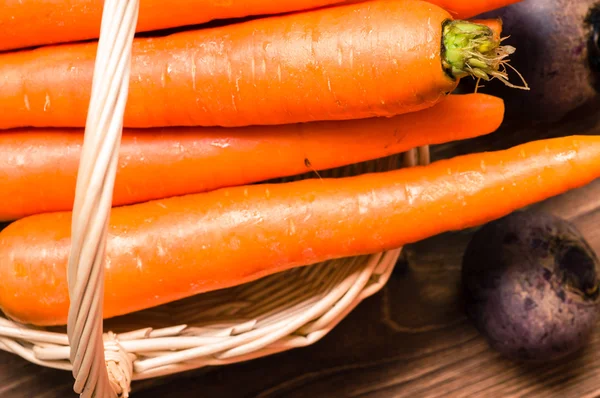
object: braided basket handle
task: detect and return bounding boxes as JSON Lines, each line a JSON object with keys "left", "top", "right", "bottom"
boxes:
{"left": 66, "top": 0, "right": 139, "bottom": 396}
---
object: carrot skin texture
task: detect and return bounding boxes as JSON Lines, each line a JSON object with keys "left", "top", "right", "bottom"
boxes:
{"left": 0, "top": 0, "right": 516, "bottom": 52}
{"left": 2, "top": 135, "right": 600, "bottom": 326}
{"left": 0, "top": 0, "right": 458, "bottom": 129}
{"left": 0, "top": 0, "right": 347, "bottom": 52}
{"left": 0, "top": 94, "right": 504, "bottom": 221}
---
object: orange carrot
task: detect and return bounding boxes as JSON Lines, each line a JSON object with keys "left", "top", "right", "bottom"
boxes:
{"left": 0, "top": 0, "right": 515, "bottom": 129}
{"left": 0, "top": 93, "right": 504, "bottom": 221}
{"left": 0, "top": 0, "right": 520, "bottom": 52}
{"left": 0, "top": 0, "right": 347, "bottom": 52}
{"left": 430, "top": 0, "right": 521, "bottom": 19}
{"left": 343, "top": 0, "right": 521, "bottom": 18}
{"left": 2, "top": 135, "right": 600, "bottom": 326}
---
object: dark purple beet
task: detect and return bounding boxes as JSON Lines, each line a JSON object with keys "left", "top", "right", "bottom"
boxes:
{"left": 461, "top": 210, "right": 600, "bottom": 362}
{"left": 460, "top": 0, "right": 600, "bottom": 124}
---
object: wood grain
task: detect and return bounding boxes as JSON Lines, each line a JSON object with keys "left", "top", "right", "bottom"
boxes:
{"left": 3, "top": 99, "right": 600, "bottom": 398}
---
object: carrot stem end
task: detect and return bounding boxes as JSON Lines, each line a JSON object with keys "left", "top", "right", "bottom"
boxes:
{"left": 442, "top": 20, "right": 529, "bottom": 91}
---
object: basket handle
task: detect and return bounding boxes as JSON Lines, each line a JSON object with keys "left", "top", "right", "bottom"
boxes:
{"left": 66, "top": 0, "right": 139, "bottom": 396}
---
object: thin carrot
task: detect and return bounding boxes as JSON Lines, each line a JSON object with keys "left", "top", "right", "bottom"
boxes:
{"left": 0, "top": 93, "right": 504, "bottom": 222}
{"left": 0, "top": 0, "right": 520, "bottom": 52}
{"left": 0, "top": 0, "right": 517, "bottom": 129}
{"left": 429, "top": 0, "right": 521, "bottom": 19}
{"left": 0, "top": 0, "right": 347, "bottom": 52}
{"left": 2, "top": 135, "right": 600, "bottom": 326}
{"left": 342, "top": 0, "right": 521, "bottom": 19}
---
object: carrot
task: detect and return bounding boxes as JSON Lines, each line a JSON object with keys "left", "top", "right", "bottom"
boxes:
{"left": 343, "top": 0, "right": 521, "bottom": 19}
{"left": 429, "top": 0, "right": 521, "bottom": 19}
{"left": 0, "top": 0, "right": 348, "bottom": 52}
{"left": 0, "top": 0, "right": 518, "bottom": 130}
{"left": 0, "top": 93, "right": 504, "bottom": 222}
{"left": 0, "top": 0, "right": 520, "bottom": 52}
{"left": 2, "top": 135, "right": 600, "bottom": 326}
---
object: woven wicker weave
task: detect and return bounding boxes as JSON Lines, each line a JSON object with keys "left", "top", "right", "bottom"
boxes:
{"left": 0, "top": 1, "right": 430, "bottom": 397}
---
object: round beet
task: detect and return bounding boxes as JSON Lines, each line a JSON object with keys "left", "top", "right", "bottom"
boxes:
{"left": 462, "top": 0, "right": 600, "bottom": 124}
{"left": 461, "top": 210, "right": 600, "bottom": 362}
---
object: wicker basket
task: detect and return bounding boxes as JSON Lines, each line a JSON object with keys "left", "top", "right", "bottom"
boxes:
{"left": 0, "top": 1, "right": 430, "bottom": 397}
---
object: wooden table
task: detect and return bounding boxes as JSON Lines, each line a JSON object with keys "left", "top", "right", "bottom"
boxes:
{"left": 3, "top": 104, "right": 600, "bottom": 397}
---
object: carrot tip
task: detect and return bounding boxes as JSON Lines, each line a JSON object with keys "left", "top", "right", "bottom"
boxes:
{"left": 442, "top": 20, "right": 529, "bottom": 91}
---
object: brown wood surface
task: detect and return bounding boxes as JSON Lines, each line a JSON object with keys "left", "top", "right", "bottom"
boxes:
{"left": 3, "top": 102, "right": 600, "bottom": 397}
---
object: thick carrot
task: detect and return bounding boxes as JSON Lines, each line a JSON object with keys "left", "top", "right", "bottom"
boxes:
{"left": 0, "top": 0, "right": 515, "bottom": 129}
{"left": 0, "top": 0, "right": 520, "bottom": 52}
{"left": 2, "top": 135, "right": 600, "bottom": 326}
{"left": 0, "top": 93, "right": 504, "bottom": 222}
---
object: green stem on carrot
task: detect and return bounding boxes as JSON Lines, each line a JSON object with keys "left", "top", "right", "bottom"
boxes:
{"left": 442, "top": 20, "right": 529, "bottom": 90}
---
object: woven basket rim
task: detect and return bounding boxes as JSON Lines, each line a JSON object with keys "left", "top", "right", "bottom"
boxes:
{"left": 0, "top": 248, "right": 400, "bottom": 378}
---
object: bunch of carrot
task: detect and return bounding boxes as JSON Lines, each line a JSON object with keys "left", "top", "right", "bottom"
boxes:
{"left": 2, "top": 0, "right": 598, "bottom": 328}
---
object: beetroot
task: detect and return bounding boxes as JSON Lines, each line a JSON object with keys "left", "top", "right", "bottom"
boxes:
{"left": 461, "top": 210, "right": 600, "bottom": 362}
{"left": 465, "top": 0, "right": 600, "bottom": 124}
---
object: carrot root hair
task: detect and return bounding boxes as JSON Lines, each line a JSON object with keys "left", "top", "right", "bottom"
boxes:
{"left": 442, "top": 19, "right": 529, "bottom": 91}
